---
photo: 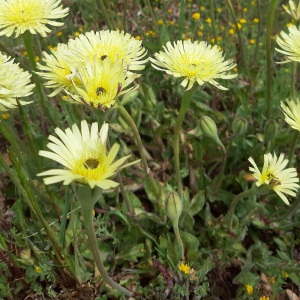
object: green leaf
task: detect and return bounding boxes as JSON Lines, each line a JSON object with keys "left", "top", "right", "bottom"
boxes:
{"left": 187, "top": 190, "right": 205, "bottom": 216}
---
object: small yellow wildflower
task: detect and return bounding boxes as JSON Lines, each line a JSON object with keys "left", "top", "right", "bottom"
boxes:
{"left": 249, "top": 39, "right": 256, "bottom": 45}
{"left": 135, "top": 35, "right": 141, "bottom": 40}
{"left": 47, "top": 45, "right": 53, "bottom": 49}
{"left": 157, "top": 19, "right": 164, "bottom": 25}
{"left": 287, "top": 22, "right": 294, "bottom": 27}
{"left": 146, "top": 30, "right": 155, "bottom": 37}
{"left": 200, "top": 6, "right": 206, "bottom": 11}
{"left": 220, "top": 25, "right": 225, "bottom": 31}
{"left": 240, "top": 18, "right": 247, "bottom": 24}
{"left": 234, "top": 67, "right": 238, "bottom": 72}
{"left": 216, "top": 7, "right": 222, "bottom": 13}
{"left": 205, "top": 18, "right": 212, "bottom": 23}
{"left": 199, "top": 25, "right": 204, "bottom": 30}
{"left": 211, "top": 38, "right": 215, "bottom": 44}
{"left": 75, "top": 31, "right": 80, "bottom": 37}
{"left": 253, "top": 18, "right": 260, "bottom": 23}
{"left": 260, "top": 296, "right": 269, "bottom": 300}
{"left": 217, "top": 36, "right": 222, "bottom": 41}
{"left": 237, "top": 23, "right": 242, "bottom": 29}
{"left": 268, "top": 276, "right": 275, "bottom": 284}
{"left": 197, "top": 31, "right": 203, "bottom": 37}
{"left": 245, "top": 284, "right": 253, "bottom": 295}
{"left": 34, "top": 56, "right": 39, "bottom": 62}
{"left": 35, "top": 266, "right": 42, "bottom": 274}
{"left": 167, "top": 9, "right": 173, "bottom": 13}
{"left": 251, "top": 0, "right": 256, "bottom": 5}
{"left": 57, "top": 31, "right": 63, "bottom": 37}
{"left": 2, "top": 113, "right": 9, "bottom": 120}
{"left": 192, "top": 13, "right": 201, "bottom": 20}
{"left": 178, "top": 263, "right": 190, "bottom": 274}
{"left": 169, "top": 20, "right": 175, "bottom": 25}
{"left": 243, "top": 7, "right": 248, "bottom": 12}
{"left": 229, "top": 29, "right": 235, "bottom": 35}
{"left": 282, "top": 271, "right": 289, "bottom": 278}
{"left": 23, "top": 51, "right": 27, "bottom": 56}
{"left": 217, "top": 45, "right": 222, "bottom": 51}
{"left": 79, "top": 26, "right": 84, "bottom": 32}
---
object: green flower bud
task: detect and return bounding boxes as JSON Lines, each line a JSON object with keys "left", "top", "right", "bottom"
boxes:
{"left": 264, "top": 119, "right": 278, "bottom": 138}
{"left": 166, "top": 191, "right": 182, "bottom": 226}
{"left": 199, "top": 116, "right": 220, "bottom": 142}
{"left": 121, "top": 89, "right": 139, "bottom": 105}
{"left": 232, "top": 117, "right": 248, "bottom": 136}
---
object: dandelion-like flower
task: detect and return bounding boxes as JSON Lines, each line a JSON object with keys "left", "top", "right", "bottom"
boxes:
{"left": 280, "top": 98, "right": 300, "bottom": 131}
{"left": 66, "top": 56, "right": 139, "bottom": 110}
{"left": 248, "top": 153, "right": 299, "bottom": 205}
{"left": 276, "top": 25, "right": 300, "bottom": 63}
{"left": 283, "top": 1, "right": 300, "bottom": 21}
{"left": 38, "top": 120, "right": 139, "bottom": 189}
{"left": 0, "top": 52, "right": 35, "bottom": 111}
{"left": 37, "top": 44, "right": 79, "bottom": 97}
{"left": 150, "top": 40, "right": 237, "bottom": 90}
{"left": 68, "top": 30, "right": 148, "bottom": 73}
{"left": 178, "top": 263, "right": 190, "bottom": 274}
{"left": 245, "top": 285, "right": 253, "bottom": 295}
{"left": 0, "top": 0, "right": 69, "bottom": 37}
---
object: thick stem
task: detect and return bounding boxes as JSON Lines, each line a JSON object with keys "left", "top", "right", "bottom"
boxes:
{"left": 117, "top": 101, "right": 160, "bottom": 199}
{"left": 173, "top": 223, "right": 185, "bottom": 261}
{"left": 174, "top": 88, "right": 196, "bottom": 199}
{"left": 213, "top": 142, "right": 227, "bottom": 193}
{"left": 265, "top": 0, "right": 280, "bottom": 119}
{"left": 77, "top": 187, "right": 133, "bottom": 297}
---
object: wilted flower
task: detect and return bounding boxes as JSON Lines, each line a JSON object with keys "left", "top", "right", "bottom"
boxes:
{"left": 150, "top": 40, "right": 237, "bottom": 90}
{"left": 283, "top": 1, "right": 300, "bottom": 21}
{"left": 0, "top": 52, "right": 35, "bottom": 111}
{"left": 276, "top": 25, "right": 300, "bottom": 63}
{"left": 0, "top": 0, "right": 69, "bottom": 37}
{"left": 248, "top": 153, "right": 300, "bottom": 205}
{"left": 280, "top": 98, "right": 300, "bottom": 131}
{"left": 38, "top": 120, "right": 140, "bottom": 189}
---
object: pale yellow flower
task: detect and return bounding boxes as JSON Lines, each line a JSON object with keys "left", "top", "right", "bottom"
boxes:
{"left": 283, "top": 1, "right": 300, "bottom": 20}
{"left": 66, "top": 56, "right": 139, "bottom": 110}
{"left": 150, "top": 40, "right": 237, "bottom": 90}
{"left": 249, "top": 153, "right": 300, "bottom": 205}
{"left": 38, "top": 120, "right": 139, "bottom": 189}
{"left": 0, "top": 52, "right": 35, "bottom": 111}
{"left": 281, "top": 98, "right": 300, "bottom": 131}
{"left": 276, "top": 25, "right": 300, "bottom": 63}
{"left": 0, "top": 0, "right": 69, "bottom": 37}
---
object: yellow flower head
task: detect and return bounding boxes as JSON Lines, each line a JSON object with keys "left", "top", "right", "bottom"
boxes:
{"left": 35, "top": 266, "right": 42, "bottom": 274}
{"left": 249, "top": 153, "right": 300, "bottom": 205}
{"left": 245, "top": 284, "right": 253, "bottom": 295}
{"left": 0, "top": 52, "right": 35, "bottom": 111}
{"left": 260, "top": 297, "right": 270, "bottom": 300}
{"left": 240, "top": 18, "right": 247, "bottom": 24}
{"left": 66, "top": 56, "right": 139, "bottom": 110}
{"left": 68, "top": 30, "right": 148, "bottom": 73}
{"left": 229, "top": 29, "right": 235, "bottom": 35}
{"left": 280, "top": 98, "right": 300, "bottom": 131}
{"left": 0, "top": 0, "right": 69, "bottom": 37}
{"left": 253, "top": 18, "right": 260, "bottom": 23}
{"left": 178, "top": 263, "right": 190, "bottom": 274}
{"left": 276, "top": 25, "right": 300, "bottom": 63}
{"left": 283, "top": 1, "right": 300, "bottom": 21}
{"left": 38, "top": 120, "right": 140, "bottom": 189}
{"left": 37, "top": 43, "right": 78, "bottom": 97}
{"left": 157, "top": 19, "right": 164, "bottom": 25}
{"left": 150, "top": 40, "right": 237, "bottom": 90}
{"left": 249, "top": 39, "right": 256, "bottom": 45}
{"left": 205, "top": 18, "right": 212, "bottom": 23}
{"left": 192, "top": 13, "right": 200, "bottom": 20}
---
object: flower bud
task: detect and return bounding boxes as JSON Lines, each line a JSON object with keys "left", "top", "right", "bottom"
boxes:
{"left": 166, "top": 191, "right": 182, "bottom": 226}
{"left": 199, "top": 116, "right": 220, "bottom": 143}
{"left": 232, "top": 117, "right": 248, "bottom": 136}
{"left": 264, "top": 119, "right": 278, "bottom": 138}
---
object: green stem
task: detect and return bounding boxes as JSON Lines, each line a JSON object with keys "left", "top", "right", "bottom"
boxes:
{"left": 173, "top": 223, "right": 185, "bottom": 261}
{"left": 226, "top": 0, "right": 250, "bottom": 78}
{"left": 117, "top": 100, "right": 160, "bottom": 199}
{"left": 22, "top": 31, "right": 56, "bottom": 126}
{"left": 292, "top": 62, "right": 297, "bottom": 100}
{"left": 174, "top": 88, "right": 196, "bottom": 200}
{"left": 253, "top": 0, "right": 262, "bottom": 64}
{"left": 282, "top": 194, "right": 300, "bottom": 219}
{"left": 213, "top": 142, "right": 227, "bottom": 193}
{"left": 76, "top": 186, "right": 133, "bottom": 297}
{"left": 228, "top": 187, "right": 257, "bottom": 231}
{"left": 209, "top": 0, "right": 217, "bottom": 43}
{"left": 288, "top": 131, "right": 300, "bottom": 166}
{"left": 178, "top": 0, "right": 185, "bottom": 39}
{"left": 96, "top": 0, "right": 113, "bottom": 29}
{"left": 145, "top": 0, "right": 159, "bottom": 34}
{"left": 265, "top": 0, "right": 280, "bottom": 119}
